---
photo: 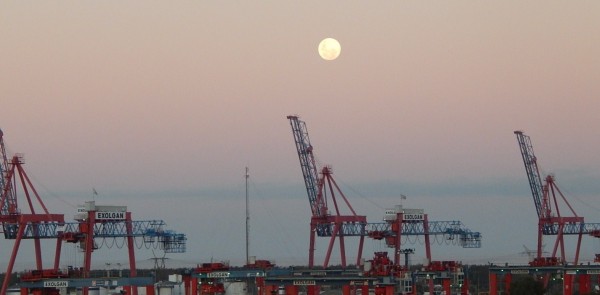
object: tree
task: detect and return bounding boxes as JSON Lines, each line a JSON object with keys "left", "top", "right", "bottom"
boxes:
{"left": 510, "top": 276, "right": 545, "bottom": 295}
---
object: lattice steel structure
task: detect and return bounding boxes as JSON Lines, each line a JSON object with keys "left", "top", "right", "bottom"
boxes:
{"left": 514, "top": 131, "right": 600, "bottom": 266}
{"left": 287, "top": 116, "right": 481, "bottom": 268}
{"left": 0, "top": 130, "right": 186, "bottom": 295}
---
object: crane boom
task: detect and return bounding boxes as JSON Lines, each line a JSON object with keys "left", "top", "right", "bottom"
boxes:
{"left": 514, "top": 131, "right": 549, "bottom": 218}
{"left": 310, "top": 220, "right": 481, "bottom": 248}
{"left": 8, "top": 220, "right": 187, "bottom": 253}
{"left": 287, "top": 115, "right": 326, "bottom": 217}
{"left": 0, "top": 129, "right": 7, "bottom": 190}
{"left": 367, "top": 221, "right": 482, "bottom": 248}
{"left": 0, "top": 129, "right": 16, "bottom": 218}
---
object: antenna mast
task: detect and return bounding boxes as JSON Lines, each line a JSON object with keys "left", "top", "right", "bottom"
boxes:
{"left": 245, "top": 167, "right": 250, "bottom": 265}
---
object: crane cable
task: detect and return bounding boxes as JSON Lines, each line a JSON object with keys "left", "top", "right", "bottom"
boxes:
{"left": 25, "top": 172, "right": 78, "bottom": 209}
{"left": 337, "top": 178, "right": 385, "bottom": 210}
{"left": 134, "top": 236, "right": 144, "bottom": 249}
{"left": 560, "top": 185, "right": 600, "bottom": 212}
{"left": 248, "top": 177, "right": 304, "bottom": 261}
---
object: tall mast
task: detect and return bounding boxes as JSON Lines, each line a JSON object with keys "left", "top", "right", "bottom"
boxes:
{"left": 245, "top": 167, "right": 250, "bottom": 265}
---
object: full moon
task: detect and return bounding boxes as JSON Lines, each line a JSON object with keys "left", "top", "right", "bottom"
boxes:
{"left": 318, "top": 38, "right": 341, "bottom": 61}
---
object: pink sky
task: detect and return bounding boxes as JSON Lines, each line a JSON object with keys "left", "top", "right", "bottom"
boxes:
{"left": 1, "top": 1, "right": 599, "bottom": 269}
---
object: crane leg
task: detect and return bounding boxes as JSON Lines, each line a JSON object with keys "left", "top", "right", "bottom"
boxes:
{"left": 1, "top": 223, "right": 26, "bottom": 295}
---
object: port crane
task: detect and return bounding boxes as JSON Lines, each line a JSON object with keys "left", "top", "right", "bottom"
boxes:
{"left": 0, "top": 129, "right": 186, "bottom": 295}
{"left": 287, "top": 115, "right": 368, "bottom": 268}
{"left": 287, "top": 116, "right": 481, "bottom": 270}
{"left": 514, "top": 131, "right": 600, "bottom": 266}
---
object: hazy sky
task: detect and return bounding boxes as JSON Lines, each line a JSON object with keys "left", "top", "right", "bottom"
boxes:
{"left": 1, "top": 1, "right": 600, "bottom": 270}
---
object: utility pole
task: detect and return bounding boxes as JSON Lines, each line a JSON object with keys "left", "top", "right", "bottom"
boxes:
{"left": 399, "top": 248, "right": 414, "bottom": 268}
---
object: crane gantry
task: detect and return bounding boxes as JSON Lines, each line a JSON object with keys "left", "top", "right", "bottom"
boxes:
{"left": 287, "top": 115, "right": 481, "bottom": 269}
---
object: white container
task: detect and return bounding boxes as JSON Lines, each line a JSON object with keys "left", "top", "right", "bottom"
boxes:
{"left": 157, "top": 285, "right": 174, "bottom": 295}
{"left": 225, "top": 282, "right": 247, "bottom": 295}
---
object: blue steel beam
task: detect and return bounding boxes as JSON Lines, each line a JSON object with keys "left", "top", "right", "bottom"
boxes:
{"left": 3, "top": 220, "right": 187, "bottom": 253}
{"left": 314, "top": 222, "right": 367, "bottom": 237}
{"left": 155, "top": 231, "right": 187, "bottom": 253}
{"left": 10, "top": 220, "right": 168, "bottom": 238}
{"left": 313, "top": 221, "right": 482, "bottom": 248}
{"left": 540, "top": 222, "right": 600, "bottom": 236}
{"left": 369, "top": 221, "right": 482, "bottom": 248}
